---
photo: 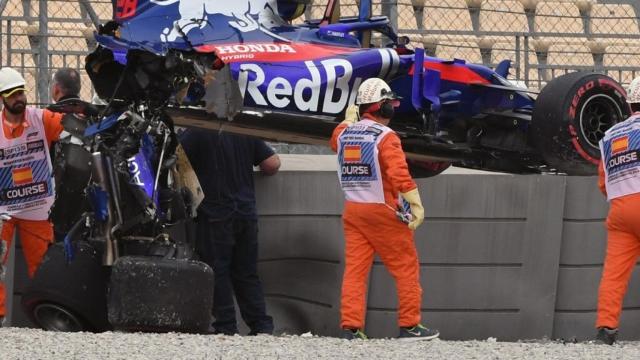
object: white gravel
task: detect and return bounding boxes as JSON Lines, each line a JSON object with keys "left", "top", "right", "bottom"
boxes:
{"left": 0, "top": 328, "right": 639, "bottom": 359}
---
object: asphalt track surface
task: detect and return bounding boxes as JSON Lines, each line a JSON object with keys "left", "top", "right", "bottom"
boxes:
{"left": 0, "top": 328, "right": 638, "bottom": 359}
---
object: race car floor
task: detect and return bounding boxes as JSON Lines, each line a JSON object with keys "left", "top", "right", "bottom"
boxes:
{"left": 0, "top": 328, "right": 638, "bottom": 359}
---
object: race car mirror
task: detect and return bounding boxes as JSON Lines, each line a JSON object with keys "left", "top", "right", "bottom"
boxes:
{"left": 319, "top": 19, "right": 390, "bottom": 39}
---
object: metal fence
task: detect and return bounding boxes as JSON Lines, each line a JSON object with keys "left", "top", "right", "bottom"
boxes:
{"left": 2, "top": 0, "right": 640, "bottom": 104}
{"left": 0, "top": 0, "right": 111, "bottom": 104}
{"left": 305, "top": 0, "right": 640, "bottom": 89}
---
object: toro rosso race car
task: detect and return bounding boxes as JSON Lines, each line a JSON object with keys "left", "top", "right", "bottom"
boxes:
{"left": 83, "top": 0, "right": 630, "bottom": 176}
{"left": 82, "top": 0, "right": 634, "bottom": 177}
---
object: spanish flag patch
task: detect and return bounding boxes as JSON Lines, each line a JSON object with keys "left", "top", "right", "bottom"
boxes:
{"left": 343, "top": 145, "right": 361, "bottom": 163}
{"left": 611, "top": 136, "right": 629, "bottom": 155}
{"left": 12, "top": 167, "right": 33, "bottom": 185}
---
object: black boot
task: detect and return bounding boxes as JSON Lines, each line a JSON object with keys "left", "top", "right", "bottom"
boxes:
{"left": 341, "top": 328, "right": 368, "bottom": 340}
{"left": 596, "top": 327, "right": 618, "bottom": 345}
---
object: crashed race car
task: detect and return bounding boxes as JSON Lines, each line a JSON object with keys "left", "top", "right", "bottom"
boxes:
{"left": 87, "top": 0, "right": 628, "bottom": 176}
{"left": 19, "top": 0, "right": 628, "bottom": 333}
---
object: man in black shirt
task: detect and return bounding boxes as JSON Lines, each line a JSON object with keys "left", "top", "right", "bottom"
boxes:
{"left": 51, "top": 68, "right": 82, "bottom": 102}
{"left": 180, "top": 129, "right": 280, "bottom": 335}
{"left": 49, "top": 68, "right": 83, "bottom": 242}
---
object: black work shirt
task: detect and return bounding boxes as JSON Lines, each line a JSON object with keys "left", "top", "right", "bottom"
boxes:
{"left": 179, "top": 129, "right": 275, "bottom": 220}
{"left": 58, "top": 94, "right": 80, "bottom": 101}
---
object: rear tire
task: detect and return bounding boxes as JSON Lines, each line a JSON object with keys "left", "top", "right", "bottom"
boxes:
{"left": 31, "top": 302, "right": 88, "bottom": 332}
{"left": 21, "top": 242, "right": 110, "bottom": 332}
{"left": 531, "top": 72, "right": 630, "bottom": 175}
{"left": 107, "top": 256, "right": 214, "bottom": 333}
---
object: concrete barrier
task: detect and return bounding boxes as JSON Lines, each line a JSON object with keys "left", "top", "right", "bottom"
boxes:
{"left": 252, "top": 171, "right": 638, "bottom": 341}
{"left": 8, "top": 170, "right": 639, "bottom": 341}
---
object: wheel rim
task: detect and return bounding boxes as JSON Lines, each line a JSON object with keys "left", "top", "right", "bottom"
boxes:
{"left": 579, "top": 94, "right": 623, "bottom": 150}
{"left": 33, "top": 303, "right": 85, "bottom": 332}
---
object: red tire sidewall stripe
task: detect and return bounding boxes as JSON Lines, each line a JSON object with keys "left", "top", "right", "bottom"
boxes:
{"left": 568, "top": 124, "right": 599, "bottom": 165}
{"left": 566, "top": 76, "right": 627, "bottom": 166}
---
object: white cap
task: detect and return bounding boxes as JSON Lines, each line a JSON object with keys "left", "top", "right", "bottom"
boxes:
{"left": 0, "top": 67, "right": 26, "bottom": 96}
{"left": 627, "top": 77, "right": 640, "bottom": 104}
{"left": 355, "top": 78, "right": 400, "bottom": 105}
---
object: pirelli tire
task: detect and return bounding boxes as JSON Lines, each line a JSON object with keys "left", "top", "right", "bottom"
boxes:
{"left": 107, "top": 256, "right": 214, "bottom": 333}
{"left": 531, "top": 72, "right": 630, "bottom": 175}
{"left": 21, "top": 241, "right": 110, "bottom": 332}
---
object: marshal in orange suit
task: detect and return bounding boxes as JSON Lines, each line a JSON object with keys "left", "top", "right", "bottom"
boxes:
{"left": 0, "top": 68, "right": 63, "bottom": 321}
{"left": 330, "top": 78, "right": 439, "bottom": 341}
{"left": 595, "top": 76, "right": 640, "bottom": 345}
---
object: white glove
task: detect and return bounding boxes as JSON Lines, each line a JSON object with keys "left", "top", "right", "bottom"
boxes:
{"left": 341, "top": 104, "right": 359, "bottom": 126}
{"left": 400, "top": 189, "right": 424, "bottom": 230}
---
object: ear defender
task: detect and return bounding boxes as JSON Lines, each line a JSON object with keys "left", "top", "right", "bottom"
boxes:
{"left": 378, "top": 101, "right": 395, "bottom": 119}
{"left": 362, "top": 101, "right": 395, "bottom": 119}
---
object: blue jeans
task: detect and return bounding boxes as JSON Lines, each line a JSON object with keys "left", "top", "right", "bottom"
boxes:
{"left": 195, "top": 216, "right": 273, "bottom": 335}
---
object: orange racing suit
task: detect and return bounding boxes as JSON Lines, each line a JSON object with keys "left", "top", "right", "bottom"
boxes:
{"left": 0, "top": 108, "right": 63, "bottom": 317}
{"left": 596, "top": 112, "right": 640, "bottom": 329}
{"left": 331, "top": 117, "right": 422, "bottom": 329}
